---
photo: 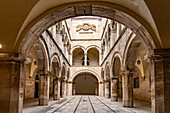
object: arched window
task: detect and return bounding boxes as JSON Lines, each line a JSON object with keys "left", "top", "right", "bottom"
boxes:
{"left": 87, "top": 48, "right": 99, "bottom": 66}
{"left": 73, "top": 48, "right": 84, "bottom": 66}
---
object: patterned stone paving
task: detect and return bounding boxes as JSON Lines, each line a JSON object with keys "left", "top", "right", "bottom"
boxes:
{"left": 23, "top": 96, "right": 151, "bottom": 113}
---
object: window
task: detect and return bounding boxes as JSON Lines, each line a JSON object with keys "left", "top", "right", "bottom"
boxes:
{"left": 134, "top": 77, "right": 139, "bottom": 88}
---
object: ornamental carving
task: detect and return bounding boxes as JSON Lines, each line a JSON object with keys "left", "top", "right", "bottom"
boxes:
{"left": 76, "top": 23, "right": 96, "bottom": 32}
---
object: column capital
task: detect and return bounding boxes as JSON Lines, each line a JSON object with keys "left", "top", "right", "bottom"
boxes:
{"left": 120, "top": 70, "right": 129, "bottom": 75}
{"left": 104, "top": 79, "right": 110, "bottom": 82}
{"left": 99, "top": 81, "right": 103, "bottom": 84}
{"left": 68, "top": 81, "right": 73, "bottom": 83}
{"left": 53, "top": 76, "right": 60, "bottom": 80}
{"left": 38, "top": 70, "right": 49, "bottom": 76}
{"left": 64, "top": 43, "right": 67, "bottom": 47}
{"left": 0, "top": 52, "right": 26, "bottom": 63}
{"left": 111, "top": 76, "right": 118, "bottom": 80}
{"left": 149, "top": 49, "right": 170, "bottom": 60}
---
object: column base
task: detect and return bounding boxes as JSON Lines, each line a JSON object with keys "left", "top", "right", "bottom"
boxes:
{"left": 111, "top": 96, "right": 118, "bottom": 101}
{"left": 39, "top": 98, "right": 49, "bottom": 106}
{"left": 61, "top": 95, "right": 66, "bottom": 98}
{"left": 105, "top": 94, "right": 110, "bottom": 98}
{"left": 122, "top": 100, "right": 133, "bottom": 107}
{"left": 53, "top": 94, "right": 60, "bottom": 100}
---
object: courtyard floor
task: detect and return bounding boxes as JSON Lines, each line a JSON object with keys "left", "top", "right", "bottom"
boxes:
{"left": 23, "top": 95, "right": 151, "bottom": 113}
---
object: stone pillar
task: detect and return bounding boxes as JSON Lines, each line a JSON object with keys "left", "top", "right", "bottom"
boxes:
{"left": 64, "top": 44, "right": 67, "bottom": 55}
{"left": 99, "top": 53, "right": 102, "bottom": 65}
{"left": 0, "top": 54, "right": 25, "bottom": 113}
{"left": 105, "top": 80, "right": 110, "bottom": 98}
{"left": 95, "top": 83, "right": 98, "bottom": 95}
{"left": 39, "top": 71, "right": 50, "bottom": 105}
{"left": 122, "top": 70, "right": 133, "bottom": 107}
{"left": 68, "top": 82, "right": 72, "bottom": 96}
{"left": 150, "top": 49, "right": 170, "bottom": 113}
{"left": 103, "top": 81, "right": 105, "bottom": 97}
{"left": 118, "top": 75, "right": 122, "bottom": 98}
{"left": 66, "top": 81, "right": 69, "bottom": 96}
{"left": 53, "top": 77, "right": 60, "bottom": 100}
{"left": 84, "top": 53, "right": 87, "bottom": 66}
{"left": 111, "top": 77, "right": 118, "bottom": 101}
{"left": 61, "top": 80, "right": 66, "bottom": 98}
{"left": 72, "top": 82, "right": 76, "bottom": 95}
{"left": 99, "top": 82, "right": 103, "bottom": 96}
{"left": 70, "top": 53, "right": 72, "bottom": 66}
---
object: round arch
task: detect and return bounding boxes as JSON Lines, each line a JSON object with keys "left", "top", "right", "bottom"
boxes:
{"left": 122, "top": 34, "right": 136, "bottom": 69}
{"left": 17, "top": 3, "right": 158, "bottom": 59}
{"left": 61, "top": 63, "right": 67, "bottom": 78}
{"left": 70, "top": 45, "right": 86, "bottom": 54}
{"left": 50, "top": 53, "right": 61, "bottom": 69}
{"left": 33, "top": 39, "right": 49, "bottom": 71}
{"left": 86, "top": 45, "right": 101, "bottom": 54}
{"left": 104, "top": 62, "right": 110, "bottom": 80}
{"left": 111, "top": 51, "right": 122, "bottom": 75}
{"left": 70, "top": 70, "right": 100, "bottom": 82}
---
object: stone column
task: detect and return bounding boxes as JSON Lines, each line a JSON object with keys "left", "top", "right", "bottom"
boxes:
{"left": 99, "top": 82, "right": 103, "bottom": 96}
{"left": 0, "top": 54, "right": 25, "bottom": 113}
{"left": 118, "top": 75, "right": 122, "bottom": 98}
{"left": 72, "top": 82, "right": 76, "bottom": 95}
{"left": 95, "top": 83, "right": 98, "bottom": 95}
{"left": 99, "top": 53, "right": 102, "bottom": 65}
{"left": 84, "top": 53, "right": 87, "bottom": 66}
{"left": 61, "top": 79, "right": 66, "bottom": 98}
{"left": 111, "top": 77, "right": 118, "bottom": 101}
{"left": 102, "top": 81, "right": 105, "bottom": 97}
{"left": 68, "top": 82, "right": 72, "bottom": 96}
{"left": 70, "top": 53, "right": 72, "bottom": 66}
{"left": 150, "top": 49, "right": 170, "bottom": 113}
{"left": 105, "top": 80, "right": 110, "bottom": 98}
{"left": 39, "top": 71, "right": 50, "bottom": 105}
{"left": 122, "top": 70, "right": 133, "bottom": 107}
{"left": 64, "top": 44, "right": 67, "bottom": 55}
{"left": 66, "top": 81, "right": 69, "bottom": 96}
{"left": 53, "top": 77, "right": 60, "bottom": 100}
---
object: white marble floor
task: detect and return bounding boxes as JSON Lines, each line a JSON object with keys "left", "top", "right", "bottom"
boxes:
{"left": 23, "top": 96, "right": 151, "bottom": 113}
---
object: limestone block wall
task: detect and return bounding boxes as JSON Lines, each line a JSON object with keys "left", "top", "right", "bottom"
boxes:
{"left": 87, "top": 51, "right": 99, "bottom": 66}
{"left": 70, "top": 66, "right": 101, "bottom": 82}
{"left": 75, "top": 75, "right": 97, "bottom": 95}
{"left": 24, "top": 78, "right": 35, "bottom": 100}
{"left": 133, "top": 66, "right": 151, "bottom": 102}
{"left": 71, "top": 40, "right": 101, "bottom": 49}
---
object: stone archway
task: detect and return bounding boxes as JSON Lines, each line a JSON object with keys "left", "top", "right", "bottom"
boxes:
{"left": 111, "top": 55, "right": 122, "bottom": 101}
{"left": 51, "top": 54, "right": 60, "bottom": 100}
{"left": 15, "top": 3, "right": 159, "bottom": 113}
{"left": 18, "top": 4, "right": 157, "bottom": 59}
{"left": 72, "top": 71, "right": 99, "bottom": 95}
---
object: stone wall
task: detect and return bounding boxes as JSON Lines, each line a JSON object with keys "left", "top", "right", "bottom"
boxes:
{"left": 75, "top": 74, "right": 97, "bottom": 95}
{"left": 24, "top": 79, "right": 35, "bottom": 100}
{"left": 133, "top": 67, "right": 151, "bottom": 102}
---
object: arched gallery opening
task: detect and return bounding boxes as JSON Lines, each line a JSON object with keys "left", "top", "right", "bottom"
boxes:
{"left": 73, "top": 73, "right": 98, "bottom": 95}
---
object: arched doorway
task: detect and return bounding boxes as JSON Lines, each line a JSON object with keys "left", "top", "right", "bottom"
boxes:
{"left": 73, "top": 72, "right": 98, "bottom": 95}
